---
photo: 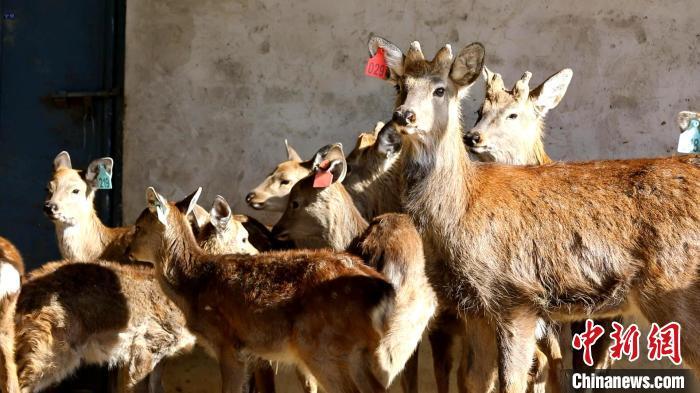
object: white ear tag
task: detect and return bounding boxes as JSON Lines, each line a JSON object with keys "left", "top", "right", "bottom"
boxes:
{"left": 678, "top": 119, "right": 700, "bottom": 154}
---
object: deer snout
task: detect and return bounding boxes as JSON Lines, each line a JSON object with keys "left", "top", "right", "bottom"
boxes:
{"left": 464, "top": 131, "right": 482, "bottom": 147}
{"left": 393, "top": 109, "right": 416, "bottom": 126}
{"left": 246, "top": 192, "right": 265, "bottom": 209}
{"left": 43, "top": 201, "right": 58, "bottom": 217}
{"left": 270, "top": 224, "right": 290, "bottom": 241}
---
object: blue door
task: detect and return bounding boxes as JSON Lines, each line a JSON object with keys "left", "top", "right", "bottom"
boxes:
{"left": 0, "top": 0, "right": 124, "bottom": 270}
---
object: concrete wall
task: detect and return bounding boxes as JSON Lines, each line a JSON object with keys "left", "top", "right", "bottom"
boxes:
{"left": 123, "top": 0, "right": 699, "bottom": 224}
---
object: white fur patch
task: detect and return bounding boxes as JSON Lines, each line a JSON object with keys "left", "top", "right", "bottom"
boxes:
{"left": 0, "top": 262, "right": 21, "bottom": 298}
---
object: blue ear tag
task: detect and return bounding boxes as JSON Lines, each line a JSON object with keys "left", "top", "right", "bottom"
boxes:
{"left": 678, "top": 119, "right": 700, "bottom": 154}
{"left": 96, "top": 164, "right": 112, "bottom": 190}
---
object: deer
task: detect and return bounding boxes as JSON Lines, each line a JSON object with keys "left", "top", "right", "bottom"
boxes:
{"left": 468, "top": 67, "right": 624, "bottom": 389}
{"left": 0, "top": 237, "right": 23, "bottom": 393}
{"left": 369, "top": 35, "right": 700, "bottom": 393}
{"left": 678, "top": 111, "right": 699, "bottom": 133}
{"left": 247, "top": 128, "right": 403, "bottom": 221}
{"left": 45, "top": 151, "right": 134, "bottom": 263}
{"left": 272, "top": 143, "right": 437, "bottom": 393}
{"left": 127, "top": 186, "right": 429, "bottom": 393}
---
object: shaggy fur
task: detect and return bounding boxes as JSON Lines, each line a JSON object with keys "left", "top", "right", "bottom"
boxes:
{"left": 0, "top": 237, "right": 23, "bottom": 393}
{"left": 386, "top": 38, "right": 700, "bottom": 393}
{"left": 15, "top": 261, "right": 195, "bottom": 393}
{"left": 129, "top": 189, "right": 397, "bottom": 393}
{"left": 273, "top": 157, "right": 437, "bottom": 391}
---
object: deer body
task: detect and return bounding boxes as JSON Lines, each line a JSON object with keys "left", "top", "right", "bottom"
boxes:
{"left": 130, "top": 188, "right": 398, "bottom": 393}
{"left": 0, "top": 237, "right": 23, "bottom": 393}
{"left": 371, "top": 37, "right": 700, "bottom": 392}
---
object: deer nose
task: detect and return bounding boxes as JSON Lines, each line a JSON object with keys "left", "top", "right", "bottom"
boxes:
{"left": 393, "top": 109, "right": 416, "bottom": 126}
{"left": 465, "top": 131, "right": 482, "bottom": 147}
{"left": 43, "top": 201, "right": 58, "bottom": 215}
{"left": 245, "top": 192, "right": 255, "bottom": 203}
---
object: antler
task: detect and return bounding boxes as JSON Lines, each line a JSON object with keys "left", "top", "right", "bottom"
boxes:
{"left": 513, "top": 71, "right": 532, "bottom": 102}
{"left": 405, "top": 41, "right": 425, "bottom": 65}
{"left": 486, "top": 70, "right": 505, "bottom": 96}
{"left": 433, "top": 44, "right": 453, "bottom": 69}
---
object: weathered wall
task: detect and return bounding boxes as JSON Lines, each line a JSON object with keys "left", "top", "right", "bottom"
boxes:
{"left": 123, "top": 0, "right": 699, "bottom": 224}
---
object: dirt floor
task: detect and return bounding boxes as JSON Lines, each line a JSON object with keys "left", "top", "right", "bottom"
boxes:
{"left": 161, "top": 315, "right": 689, "bottom": 393}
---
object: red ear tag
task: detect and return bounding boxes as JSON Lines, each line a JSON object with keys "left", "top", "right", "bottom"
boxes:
{"left": 313, "top": 170, "right": 333, "bottom": 188}
{"left": 365, "top": 48, "right": 388, "bottom": 79}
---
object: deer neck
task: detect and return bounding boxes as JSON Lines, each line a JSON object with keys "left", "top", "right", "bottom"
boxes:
{"left": 322, "top": 185, "right": 369, "bottom": 251}
{"left": 346, "top": 154, "right": 402, "bottom": 218}
{"left": 401, "top": 101, "right": 474, "bottom": 251}
{"left": 156, "top": 217, "right": 206, "bottom": 292}
{"left": 55, "top": 210, "right": 114, "bottom": 261}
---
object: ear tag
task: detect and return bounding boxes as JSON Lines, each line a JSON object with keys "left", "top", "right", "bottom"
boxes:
{"left": 313, "top": 160, "right": 333, "bottom": 188}
{"left": 96, "top": 164, "right": 112, "bottom": 190}
{"left": 678, "top": 119, "right": 700, "bottom": 154}
{"left": 365, "top": 48, "right": 388, "bottom": 80}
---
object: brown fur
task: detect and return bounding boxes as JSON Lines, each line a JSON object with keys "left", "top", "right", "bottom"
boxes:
{"left": 46, "top": 152, "right": 135, "bottom": 264}
{"left": 384, "top": 38, "right": 700, "bottom": 393}
{"left": 14, "top": 260, "right": 196, "bottom": 393}
{"left": 129, "top": 188, "right": 398, "bottom": 393}
{"left": 0, "top": 237, "right": 23, "bottom": 393}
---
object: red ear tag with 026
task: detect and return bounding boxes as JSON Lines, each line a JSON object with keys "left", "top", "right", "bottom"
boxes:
{"left": 313, "top": 160, "right": 333, "bottom": 188}
{"left": 365, "top": 48, "right": 387, "bottom": 79}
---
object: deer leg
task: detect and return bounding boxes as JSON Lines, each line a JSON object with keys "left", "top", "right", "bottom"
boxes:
{"left": 148, "top": 360, "right": 165, "bottom": 393}
{"left": 538, "top": 324, "right": 563, "bottom": 393}
{"left": 0, "top": 294, "right": 19, "bottom": 393}
{"left": 428, "top": 312, "right": 458, "bottom": 393}
{"left": 219, "top": 347, "right": 247, "bottom": 393}
{"left": 496, "top": 311, "right": 539, "bottom": 393}
{"left": 462, "top": 316, "right": 498, "bottom": 393}
{"left": 399, "top": 348, "right": 419, "bottom": 393}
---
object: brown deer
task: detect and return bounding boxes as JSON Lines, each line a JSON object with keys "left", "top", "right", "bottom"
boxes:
{"left": 14, "top": 260, "right": 196, "bottom": 393}
{"left": 469, "top": 67, "right": 622, "bottom": 387}
{"left": 0, "top": 237, "right": 23, "bottom": 393}
{"left": 272, "top": 144, "right": 437, "bottom": 393}
{"left": 127, "top": 186, "right": 416, "bottom": 393}
{"left": 45, "top": 151, "right": 134, "bottom": 263}
{"left": 371, "top": 35, "right": 700, "bottom": 393}
{"left": 196, "top": 196, "right": 259, "bottom": 256}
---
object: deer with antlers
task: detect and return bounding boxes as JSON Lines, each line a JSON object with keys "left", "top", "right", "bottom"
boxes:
{"left": 369, "top": 35, "right": 700, "bottom": 393}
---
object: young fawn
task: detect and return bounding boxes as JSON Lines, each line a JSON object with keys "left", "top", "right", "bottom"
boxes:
{"left": 45, "top": 151, "right": 134, "bottom": 263}
{"left": 129, "top": 187, "right": 400, "bottom": 393}
{"left": 272, "top": 143, "right": 437, "bottom": 393}
{"left": 373, "top": 36, "right": 700, "bottom": 393}
{"left": 0, "top": 237, "right": 23, "bottom": 393}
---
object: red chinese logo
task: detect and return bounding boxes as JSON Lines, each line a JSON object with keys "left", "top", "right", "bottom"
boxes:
{"left": 647, "top": 322, "right": 682, "bottom": 365}
{"left": 609, "top": 321, "right": 641, "bottom": 362}
{"left": 572, "top": 319, "right": 605, "bottom": 367}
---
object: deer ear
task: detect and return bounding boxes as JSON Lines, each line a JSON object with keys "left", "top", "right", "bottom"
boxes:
{"left": 376, "top": 122, "right": 402, "bottom": 157}
{"left": 450, "top": 42, "right": 485, "bottom": 88}
{"left": 53, "top": 151, "right": 72, "bottom": 171}
{"left": 85, "top": 157, "right": 113, "bottom": 188}
{"left": 311, "top": 143, "right": 345, "bottom": 169}
{"left": 285, "top": 139, "right": 302, "bottom": 162}
{"left": 210, "top": 195, "right": 232, "bottom": 232}
{"left": 188, "top": 203, "right": 210, "bottom": 236}
{"left": 530, "top": 68, "right": 573, "bottom": 116}
{"left": 373, "top": 121, "right": 386, "bottom": 136}
{"left": 146, "top": 187, "right": 169, "bottom": 225}
{"left": 175, "top": 187, "right": 202, "bottom": 217}
{"left": 368, "top": 35, "right": 404, "bottom": 81}
{"left": 326, "top": 159, "right": 347, "bottom": 185}
{"left": 677, "top": 111, "right": 699, "bottom": 131}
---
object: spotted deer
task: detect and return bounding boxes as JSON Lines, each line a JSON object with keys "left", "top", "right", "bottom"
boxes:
{"left": 45, "top": 151, "right": 134, "bottom": 263}
{"left": 0, "top": 237, "right": 23, "bottom": 393}
{"left": 272, "top": 143, "right": 437, "bottom": 393}
{"left": 372, "top": 35, "right": 700, "bottom": 393}
{"left": 128, "top": 186, "right": 414, "bottom": 393}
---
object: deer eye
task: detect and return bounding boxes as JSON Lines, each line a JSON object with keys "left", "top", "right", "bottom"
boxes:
{"left": 507, "top": 113, "right": 518, "bottom": 120}
{"left": 242, "top": 237, "right": 248, "bottom": 243}
{"left": 291, "top": 201, "right": 300, "bottom": 210}
{"left": 394, "top": 84, "right": 400, "bottom": 93}
{"left": 280, "top": 179, "right": 291, "bottom": 186}
{"left": 433, "top": 87, "right": 445, "bottom": 97}
{"left": 72, "top": 189, "right": 80, "bottom": 194}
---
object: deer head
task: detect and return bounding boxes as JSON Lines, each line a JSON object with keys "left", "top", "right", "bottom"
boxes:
{"left": 44, "top": 151, "right": 113, "bottom": 225}
{"left": 465, "top": 68, "right": 572, "bottom": 164}
{"left": 368, "top": 36, "right": 485, "bottom": 148}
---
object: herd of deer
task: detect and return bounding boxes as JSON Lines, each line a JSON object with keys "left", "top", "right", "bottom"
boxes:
{"left": 0, "top": 35, "right": 698, "bottom": 393}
